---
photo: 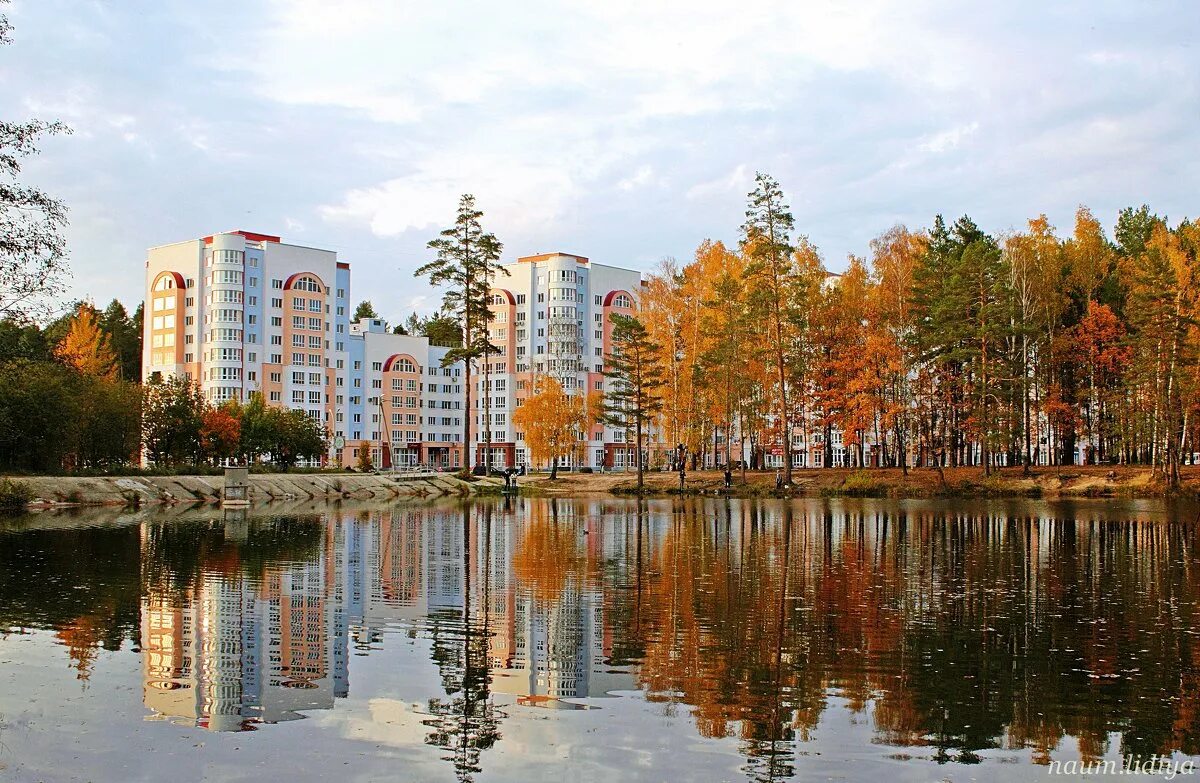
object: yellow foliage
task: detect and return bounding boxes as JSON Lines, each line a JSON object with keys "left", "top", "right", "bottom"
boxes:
{"left": 511, "top": 505, "right": 584, "bottom": 602}
{"left": 55, "top": 304, "right": 118, "bottom": 379}
{"left": 511, "top": 375, "right": 599, "bottom": 469}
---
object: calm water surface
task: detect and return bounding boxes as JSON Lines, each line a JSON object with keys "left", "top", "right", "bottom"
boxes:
{"left": 2, "top": 496, "right": 1200, "bottom": 782}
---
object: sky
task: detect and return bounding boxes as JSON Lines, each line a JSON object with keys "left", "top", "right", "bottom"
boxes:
{"left": 3, "top": 0, "right": 1198, "bottom": 322}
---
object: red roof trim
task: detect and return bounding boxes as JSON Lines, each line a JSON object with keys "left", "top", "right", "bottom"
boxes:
{"left": 517, "top": 252, "right": 589, "bottom": 264}
{"left": 283, "top": 272, "right": 327, "bottom": 293}
{"left": 382, "top": 354, "right": 419, "bottom": 373}
{"left": 202, "top": 230, "right": 282, "bottom": 245}
{"left": 603, "top": 289, "right": 635, "bottom": 308}
{"left": 151, "top": 270, "right": 186, "bottom": 289}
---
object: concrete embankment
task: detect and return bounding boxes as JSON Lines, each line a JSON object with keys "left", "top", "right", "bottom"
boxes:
{"left": 5, "top": 473, "right": 502, "bottom": 508}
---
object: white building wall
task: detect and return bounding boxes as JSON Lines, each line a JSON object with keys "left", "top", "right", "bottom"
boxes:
{"left": 486, "top": 253, "right": 642, "bottom": 470}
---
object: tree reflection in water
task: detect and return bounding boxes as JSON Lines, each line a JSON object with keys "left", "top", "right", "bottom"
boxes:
{"left": 2, "top": 497, "right": 1200, "bottom": 780}
{"left": 423, "top": 503, "right": 503, "bottom": 782}
{"left": 619, "top": 499, "right": 1200, "bottom": 772}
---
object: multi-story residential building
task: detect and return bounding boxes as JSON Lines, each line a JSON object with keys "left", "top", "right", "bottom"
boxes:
{"left": 143, "top": 230, "right": 352, "bottom": 463}
{"left": 343, "top": 318, "right": 466, "bottom": 470}
{"left": 143, "top": 231, "right": 468, "bottom": 469}
{"left": 482, "top": 252, "right": 643, "bottom": 471}
{"left": 143, "top": 237, "right": 642, "bottom": 470}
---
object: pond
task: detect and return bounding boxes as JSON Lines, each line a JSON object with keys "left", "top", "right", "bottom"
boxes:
{"left": 1, "top": 496, "right": 1199, "bottom": 782}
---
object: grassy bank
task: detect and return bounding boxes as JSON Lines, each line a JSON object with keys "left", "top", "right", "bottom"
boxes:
{"left": 517, "top": 465, "right": 1186, "bottom": 500}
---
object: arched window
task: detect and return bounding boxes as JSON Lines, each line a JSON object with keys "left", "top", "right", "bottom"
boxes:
{"left": 154, "top": 276, "right": 175, "bottom": 291}
{"left": 613, "top": 293, "right": 633, "bottom": 309}
{"left": 287, "top": 274, "right": 325, "bottom": 293}
{"left": 385, "top": 355, "right": 418, "bottom": 374}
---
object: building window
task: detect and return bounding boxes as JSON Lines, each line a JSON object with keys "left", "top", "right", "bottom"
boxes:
{"left": 291, "top": 276, "right": 322, "bottom": 293}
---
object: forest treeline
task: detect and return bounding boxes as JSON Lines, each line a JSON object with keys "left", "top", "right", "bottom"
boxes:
{"left": 633, "top": 173, "right": 1198, "bottom": 487}
{"left": 0, "top": 301, "right": 326, "bottom": 473}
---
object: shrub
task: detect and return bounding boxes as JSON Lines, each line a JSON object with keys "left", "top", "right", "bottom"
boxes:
{"left": 0, "top": 478, "right": 33, "bottom": 510}
{"left": 836, "top": 471, "right": 888, "bottom": 497}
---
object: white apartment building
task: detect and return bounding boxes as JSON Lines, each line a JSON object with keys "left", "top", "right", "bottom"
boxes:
{"left": 143, "top": 237, "right": 644, "bottom": 471}
{"left": 343, "top": 318, "right": 466, "bottom": 470}
{"left": 143, "top": 230, "right": 351, "bottom": 464}
{"left": 481, "top": 252, "right": 643, "bottom": 470}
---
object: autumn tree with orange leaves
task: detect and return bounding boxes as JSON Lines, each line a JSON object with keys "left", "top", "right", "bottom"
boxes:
{"left": 200, "top": 403, "right": 242, "bottom": 465}
{"left": 513, "top": 375, "right": 601, "bottom": 478}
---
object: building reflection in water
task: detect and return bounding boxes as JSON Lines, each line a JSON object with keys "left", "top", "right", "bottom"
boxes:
{"left": 103, "top": 496, "right": 1200, "bottom": 780}
{"left": 140, "top": 510, "right": 346, "bottom": 731}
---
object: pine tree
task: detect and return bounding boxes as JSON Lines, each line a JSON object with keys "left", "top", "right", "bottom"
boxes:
{"left": 603, "top": 314, "right": 664, "bottom": 490}
{"left": 416, "top": 195, "right": 506, "bottom": 471}
{"left": 353, "top": 300, "right": 379, "bottom": 322}
{"left": 741, "top": 173, "right": 798, "bottom": 484}
{"left": 99, "top": 299, "right": 141, "bottom": 381}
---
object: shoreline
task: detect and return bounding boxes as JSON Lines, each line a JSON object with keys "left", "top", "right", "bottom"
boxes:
{"left": 3, "top": 466, "right": 1197, "bottom": 510}
{"left": 0, "top": 472, "right": 503, "bottom": 510}
{"left": 514, "top": 465, "right": 1197, "bottom": 500}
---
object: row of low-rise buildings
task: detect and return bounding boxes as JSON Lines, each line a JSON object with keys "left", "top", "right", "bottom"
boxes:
{"left": 143, "top": 230, "right": 644, "bottom": 470}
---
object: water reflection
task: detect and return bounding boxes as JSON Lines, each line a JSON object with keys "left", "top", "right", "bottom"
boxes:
{"left": 2, "top": 497, "right": 1200, "bottom": 781}
{"left": 140, "top": 513, "right": 333, "bottom": 731}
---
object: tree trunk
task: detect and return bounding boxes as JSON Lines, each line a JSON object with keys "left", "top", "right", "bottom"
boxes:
{"left": 484, "top": 353, "right": 492, "bottom": 473}
{"left": 635, "top": 418, "right": 644, "bottom": 491}
{"left": 463, "top": 359, "right": 472, "bottom": 472}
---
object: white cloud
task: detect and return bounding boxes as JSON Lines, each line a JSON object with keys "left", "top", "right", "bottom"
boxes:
{"left": 686, "top": 165, "right": 752, "bottom": 201}
{"left": 617, "top": 165, "right": 657, "bottom": 192}
{"left": 319, "top": 152, "right": 581, "bottom": 240}
{"left": 917, "top": 122, "right": 980, "bottom": 154}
